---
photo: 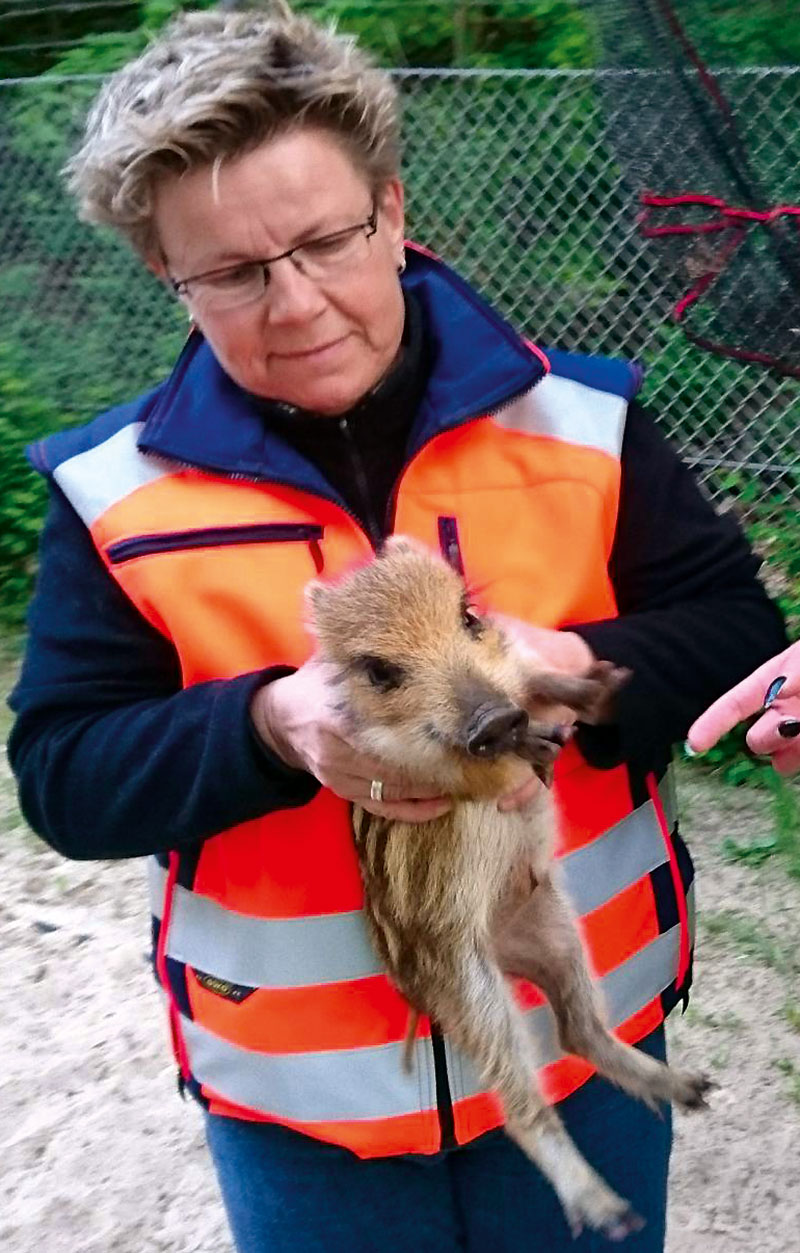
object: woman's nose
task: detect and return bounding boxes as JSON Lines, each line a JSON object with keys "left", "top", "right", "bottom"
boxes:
{"left": 265, "top": 257, "right": 329, "bottom": 324}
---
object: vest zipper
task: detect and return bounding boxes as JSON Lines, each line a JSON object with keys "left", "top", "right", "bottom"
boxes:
{"left": 106, "top": 523, "right": 324, "bottom": 564}
{"left": 383, "top": 380, "right": 542, "bottom": 535}
{"left": 379, "top": 379, "right": 541, "bottom": 1142}
{"left": 431, "top": 1028, "right": 457, "bottom": 1150}
{"left": 337, "top": 417, "right": 383, "bottom": 547}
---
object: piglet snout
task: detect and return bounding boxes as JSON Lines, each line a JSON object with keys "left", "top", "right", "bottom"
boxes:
{"left": 466, "top": 704, "right": 528, "bottom": 757}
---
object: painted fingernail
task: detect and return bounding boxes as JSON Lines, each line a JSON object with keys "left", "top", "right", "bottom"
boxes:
{"left": 683, "top": 741, "right": 698, "bottom": 758}
{"left": 777, "top": 719, "right": 800, "bottom": 739}
{"left": 763, "top": 676, "right": 787, "bottom": 708}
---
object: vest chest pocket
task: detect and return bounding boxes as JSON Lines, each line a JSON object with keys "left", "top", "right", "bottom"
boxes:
{"left": 106, "top": 523, "right": 325, "bottom": 571}
{"left": 104, "top": 521, "right": 328, "bottom": 676}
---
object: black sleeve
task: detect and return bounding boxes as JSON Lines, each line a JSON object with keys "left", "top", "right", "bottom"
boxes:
{"left": 7, "top": 485, "right": 319, "bottom": 861}
{"left": 570, "top": 402, "right": 789, "bottom": 770}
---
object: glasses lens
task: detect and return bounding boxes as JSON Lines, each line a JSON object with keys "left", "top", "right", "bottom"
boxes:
{"left": 188, "top": 264, "right": 265, "bottom": 312}
{"left": 295, "top": 227, "right": 371, "bottom": 279}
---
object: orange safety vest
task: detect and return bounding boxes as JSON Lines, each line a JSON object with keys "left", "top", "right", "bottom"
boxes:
{"left": 49, "top": 253, "right": 693, "bottom": 1158}
{"left": 47, "top": 249, "right": 697, "bottom": 1157}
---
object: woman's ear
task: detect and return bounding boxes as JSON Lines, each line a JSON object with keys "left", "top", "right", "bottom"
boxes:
{"left": 146, "top": 250, "right": 170, "bottom": 284}
{"left": 379, "top": 178, "right": 405, "bottom": 255}
{"left": 148, "top": 251, "right": 193, "bottom": 321}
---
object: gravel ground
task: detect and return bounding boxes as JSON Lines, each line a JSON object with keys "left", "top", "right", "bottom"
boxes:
{"left": 2, "top": 667, "right": 798, "bottom": 1251}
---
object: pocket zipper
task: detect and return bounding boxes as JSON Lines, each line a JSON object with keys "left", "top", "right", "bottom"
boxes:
{"left": 107, "top": 523, "right": 324, "bottom": 567}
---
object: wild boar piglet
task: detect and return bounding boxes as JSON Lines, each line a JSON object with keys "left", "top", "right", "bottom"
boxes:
{"left": 307, "top": 536, "right": 710, "bottom": 1242}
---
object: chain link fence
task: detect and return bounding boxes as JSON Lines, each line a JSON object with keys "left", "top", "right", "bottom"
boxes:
{"left": 2, "top": 64, "right": 799, "bottom": 571}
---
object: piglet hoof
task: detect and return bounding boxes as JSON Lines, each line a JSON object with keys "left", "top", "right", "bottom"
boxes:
{"left": 566, "top": 1192, "right": 644, "bottom": 1244}
{"left": 672, "top": 1069, "right": 714, "bottom": 1112}
{"left": 602, "top": 1207, "right": 646, "bottom": 1243}
{"left": 572, "top": 661, "right": 632, "bottom": 725}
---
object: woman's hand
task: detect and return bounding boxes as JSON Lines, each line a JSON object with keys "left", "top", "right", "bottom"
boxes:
{"left": 491, "top": 614, "right": 596, "bottom": 676}
{"left": 488, "top": 615, "right": 597, "bottom": 811}
{"left": 250, "top": 658, "right": 545, "bottom": 819}
{"left": 687, "top": 642, "right": 800, "bottom": 776}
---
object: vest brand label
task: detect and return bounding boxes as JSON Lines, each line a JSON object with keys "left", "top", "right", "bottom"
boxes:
{"left": 193, "top": 969, "right": 256, "bottom": 1002}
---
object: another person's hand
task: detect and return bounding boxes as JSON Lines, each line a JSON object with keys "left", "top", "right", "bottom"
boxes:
{"left": 687, "top": 642, "right": 800, "bottom": 776}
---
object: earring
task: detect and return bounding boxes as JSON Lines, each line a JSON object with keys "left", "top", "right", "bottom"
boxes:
{"left": 397, "top": 249, "right": 407, "bottom": 275}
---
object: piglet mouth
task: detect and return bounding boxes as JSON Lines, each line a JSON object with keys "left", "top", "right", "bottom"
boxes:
{"left": 464, "top": 703, "right": 529, "bottom": 759}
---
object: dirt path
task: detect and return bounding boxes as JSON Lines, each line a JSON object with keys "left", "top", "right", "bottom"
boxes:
{"left": 2, "top": 685, "right": 798, "bottom": 1249}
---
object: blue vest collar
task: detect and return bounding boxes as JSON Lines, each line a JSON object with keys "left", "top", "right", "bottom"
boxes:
{"left": 138, "top": 247, "right": 547, "bottom": 490}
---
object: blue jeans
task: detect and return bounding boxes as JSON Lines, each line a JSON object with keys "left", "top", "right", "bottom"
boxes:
{"left": 205, "top": 1027, "right": 671, "bottom": 1253}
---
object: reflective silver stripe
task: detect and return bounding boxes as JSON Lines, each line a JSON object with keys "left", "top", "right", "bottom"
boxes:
{"left": 177, "top": 921, "right": 683, "bottom": 1121}
{"left": 53, "top": 422, "right": 174, "bottom": 527}
{"left": 493, "top": 374, "right": 627, "bottom": 459}
{"left": 148, "top": 861, "right": 383, "bottom": 988}
{"left": 557, "top": 770, "right": 677, "bottom": 918}
{"left": 181, "top": 1015, "right": 438, "bottom": 1122}
{"left": 149, "top": 768, "right": 681, "bottom": 989}
{"left": 448, "top": 921, "right": 684, "bottom": 1102}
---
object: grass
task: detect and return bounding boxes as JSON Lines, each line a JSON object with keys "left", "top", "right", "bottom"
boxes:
{"left": 718, "top": 774, "right": 800, "bottom": 881}
{"left": 701, "top": 910, "right": 799, "bottom": 977}
{"left": 769, "top": 775, "right": 800, "bottom": 880}
{"left": 774, "top": 1058, "right": 800, "bottom": 1107}
{"left": 0, "top": 633, "right": 23, "bottom": 839}
{"left": 682, "top": 1005, "right": 744, "bottom": 1033}
{"left": 0, "top": 630, "right": 22, "bottom": 744}
{"left": 782, "top": 1002, "right": 800, "bottom": 1033}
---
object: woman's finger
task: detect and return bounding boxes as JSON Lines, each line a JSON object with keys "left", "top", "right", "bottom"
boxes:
{"left": 317, "top": 768, "right": 447, "bottom": 806}
{"left": 360, "top": 779, "right": 448, "bottom": 804}
{"left": 744, "top": 709, "right": 793, "bottom": 757}
{"left": 772, "top": 745, "right": 800, "bottom": 776}
{"left": 497, "top": 775, "right": 541, "bottom": 813}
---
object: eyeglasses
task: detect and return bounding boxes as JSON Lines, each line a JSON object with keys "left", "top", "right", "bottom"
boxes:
{"left": 170, "top": 198, "right": 379, "bottom": 313}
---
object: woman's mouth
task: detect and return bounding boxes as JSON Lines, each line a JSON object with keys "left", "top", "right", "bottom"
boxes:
{"left": 274, "top": 336, "right": 349, "bottom": 362}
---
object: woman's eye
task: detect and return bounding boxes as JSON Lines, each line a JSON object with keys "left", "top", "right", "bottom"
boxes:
{"left": 207, "top": 264, "right": 257, "bottom": 289}
{"left": 301, "top": 230, "right": 356, "bottom": 260}
{"left": 362, "top": 656, "right": 405, "bottom": 691}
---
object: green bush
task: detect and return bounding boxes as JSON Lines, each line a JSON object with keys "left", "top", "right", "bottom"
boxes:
{"left": 0, "top": 344, "right": 58, "bottom": 627}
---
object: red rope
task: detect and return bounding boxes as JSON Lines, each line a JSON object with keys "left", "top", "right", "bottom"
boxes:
{"left": 636, "top": 192, "right": 800, "bottom": 376}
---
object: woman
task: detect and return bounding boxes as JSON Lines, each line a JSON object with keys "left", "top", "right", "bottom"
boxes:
{"left": 688, "top": 643, "right": 800, "bottom": 773}
{"left": 8, "top": 5, "right": 788, "bottom": 1250}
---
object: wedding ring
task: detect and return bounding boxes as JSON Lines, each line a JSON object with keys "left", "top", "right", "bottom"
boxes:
{"left": 370, "top": 779, "right": 385, "bottom": 803}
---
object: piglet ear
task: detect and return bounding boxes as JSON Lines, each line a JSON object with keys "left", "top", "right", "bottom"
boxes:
{"left": 380, "top": 535, "right": 426, "bottom": 559}
{"left": 304, "top": 579, "right": 331, "bottom": 626}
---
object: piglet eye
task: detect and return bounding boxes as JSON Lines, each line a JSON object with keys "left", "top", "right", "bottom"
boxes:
{"left": 462, "top": 606, "right": 483, "bottom": 637}
{"left": 361, "top": 656, "right": 406, "bottom": 691}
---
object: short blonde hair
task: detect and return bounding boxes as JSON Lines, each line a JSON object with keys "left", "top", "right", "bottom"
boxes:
{"left": 65, "top": 2, "right": 401, "bottom": 256}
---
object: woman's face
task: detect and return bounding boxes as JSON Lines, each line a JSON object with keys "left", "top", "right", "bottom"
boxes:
{"left": 152, "top": 128, "right": 406, "bottom": 414}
